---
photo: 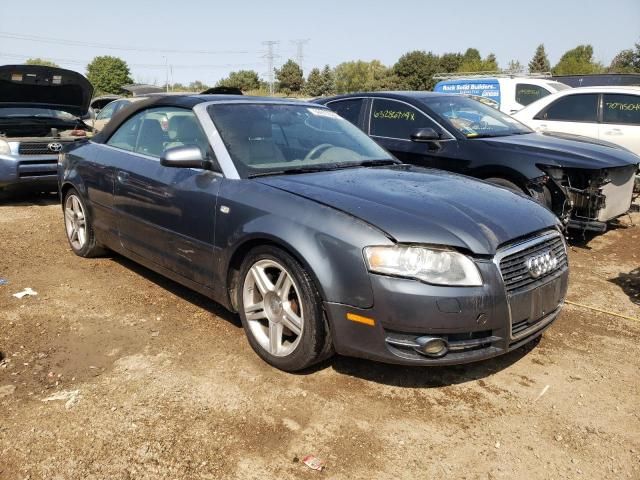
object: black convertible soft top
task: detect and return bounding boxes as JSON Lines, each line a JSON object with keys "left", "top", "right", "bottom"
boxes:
{"left": 92, "top": 94, "right": 319, "bottom": 143}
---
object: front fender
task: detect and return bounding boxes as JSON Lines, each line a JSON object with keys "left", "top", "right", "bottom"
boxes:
{"left": 217, "top": 179, "right": 393, "bottom": 309}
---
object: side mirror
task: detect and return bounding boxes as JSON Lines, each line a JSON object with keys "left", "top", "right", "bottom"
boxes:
{"left": 160, "top": 146, "right": 210, "bottom": 169}
{"left": 410, "top": 127, "right": 440, "bottom": 142}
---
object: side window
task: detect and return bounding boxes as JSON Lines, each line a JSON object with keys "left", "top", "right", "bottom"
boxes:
{"left": 96, "top": 101, "right": 119, "bottom": 120}
{"left": 370, "top": 99, "right": 435, "bottom": 139}
{"left": 106, "top": 110, "right": 144, "bottom": 152}
{"left": 107, "top": 107, "right": 211, "bottom": 158}
{"left": 515, "top": 84, "right": 551, "bottom": 106}
{"left": 326, "top": 99, "right": 364, "bottom": 126}
{"left": 602, "top": 94, "right": 640, "bottom": 125}
{"left": 535, "top": 94, "right": 599, "bottom": 122}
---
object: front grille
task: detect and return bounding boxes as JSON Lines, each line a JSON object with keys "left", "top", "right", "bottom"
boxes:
{"left": 499, "top": 234, "right": 567, "bottom": 294}
{"left": 18, "top": 141, "right": 72, "bottom": 155}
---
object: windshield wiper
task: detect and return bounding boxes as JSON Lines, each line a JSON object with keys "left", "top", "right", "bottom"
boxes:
{"left": 247, "top": 159, "right": 400, "bottom": 178}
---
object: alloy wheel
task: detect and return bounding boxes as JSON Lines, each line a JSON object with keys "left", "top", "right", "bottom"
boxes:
{"left": 242, "top": 259, "right": 304, "bottom": 357}
{"left": 64, "top": 194, "right": 87, "bottom": 251}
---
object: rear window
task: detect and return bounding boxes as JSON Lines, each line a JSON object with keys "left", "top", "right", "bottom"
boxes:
{"left": 602, "top": 94, "right": 640, "bottom": 125}
{"left": 326, "top": 98, "right": 364, "bottom": 126}
{"left": 535, "top": 94, "right": 599, "bottom": 122}
{"left": 515, "top": 84, "right": 550, "bottom": 106}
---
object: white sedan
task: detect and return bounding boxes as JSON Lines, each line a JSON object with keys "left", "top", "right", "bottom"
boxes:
{"left": 513, "top": 86, "right": 640, "bottom": 156}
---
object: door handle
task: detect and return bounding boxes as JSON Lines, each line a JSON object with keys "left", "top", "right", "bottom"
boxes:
{"left": 116, "top": 171, "right": 130, "bottom": 183}
{"left": 537, "top": 124, "right": 548, "bottom": 131}
{"left": 603, "top": 128, "right": 623, "bottom": 136}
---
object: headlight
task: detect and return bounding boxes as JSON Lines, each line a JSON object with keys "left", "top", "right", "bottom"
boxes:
{"left": 0, "top": 139, "right": 10, "bottom": 155}
{"left": 364, "top": 245, "right": 483, "bottom": 286}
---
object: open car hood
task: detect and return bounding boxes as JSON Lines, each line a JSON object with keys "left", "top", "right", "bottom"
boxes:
{"left": 0, "top": 65, "right": 93, "bottom": 117}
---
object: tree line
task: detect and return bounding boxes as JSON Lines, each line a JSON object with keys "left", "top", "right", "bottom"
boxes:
{"left": 23, "top": 41, "right": 640, "bottom": 97}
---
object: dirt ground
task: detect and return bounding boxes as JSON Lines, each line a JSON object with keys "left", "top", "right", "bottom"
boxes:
{"left": 1, "top": 193, "right": 639, "bottom": 480}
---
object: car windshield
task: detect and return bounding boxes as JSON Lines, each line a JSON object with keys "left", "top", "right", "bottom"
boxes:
{"left": 0, "top": 107, "right": 76, "bottom": 120}
{"left": 425, "top": 96, "right": 532, "bottom": 138}
{"left": 208, "top": 103, "right": 397, "bottom": 178}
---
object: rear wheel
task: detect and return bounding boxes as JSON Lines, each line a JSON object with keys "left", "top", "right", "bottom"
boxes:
{"left": 63, "top": 188, "right": 105, "bottom": 257}
{"left": 237, "top": 245, "right": 332, "bottom": 372}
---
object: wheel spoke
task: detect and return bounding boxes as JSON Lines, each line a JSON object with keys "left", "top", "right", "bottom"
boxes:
{"left": 77, "top": 227, "right": 86, "bottom": 247}
{"left": 251, "top": 265, "right": 274, "bottom": 295}
{"left": 276, "top": 274, "right": 293, "bottom": 300}
{"left": 282, "top": 302, "right": 302, "bottom": 335}
{"left": 269, "top": 321, "right": 283, "bottom": 355}
{"left": 245, "top": 300, "right": 266, "bottom": 321}
{"left": 64, "top": 208, "right": 74, "bottom": 223}
{"left": 71, "top": 227, "right": 78, "bottom": 243}
{"left": 72, "top": 196, "right": 80, "bottom": 212}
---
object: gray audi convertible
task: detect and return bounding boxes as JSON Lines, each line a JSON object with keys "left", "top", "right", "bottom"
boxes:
{"left": 59, "top": 94, "right": 569, "bottom": 372}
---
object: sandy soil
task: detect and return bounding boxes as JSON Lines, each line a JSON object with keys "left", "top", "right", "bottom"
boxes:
{"left": 0, "top": 193, "right": 639, "bottom": 479}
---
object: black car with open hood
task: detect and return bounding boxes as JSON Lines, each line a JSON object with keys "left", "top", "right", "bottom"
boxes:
{"left": 0, "top": 65, "right": 94, "bottom": 193}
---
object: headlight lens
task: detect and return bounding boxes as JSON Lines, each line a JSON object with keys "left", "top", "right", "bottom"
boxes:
{"left": 0, "top": 139, "right": 10, "bottom": 155}
{"left": 364, "top": 245, "right": 483, "bottom": 286}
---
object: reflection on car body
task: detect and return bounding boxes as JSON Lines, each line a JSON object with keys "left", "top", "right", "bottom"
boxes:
{"left": 59, "top": 94, "right": 568, "bottom": 371}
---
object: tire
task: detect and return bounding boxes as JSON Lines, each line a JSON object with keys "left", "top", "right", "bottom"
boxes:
{"left": 237, "top": 245, "right": 333, "bottom": 372}
{"left": 484, "top": 177, "right": 526, "bottom": 194}
{"left": 63, "top": 188, "right": 106, "bottom": 258}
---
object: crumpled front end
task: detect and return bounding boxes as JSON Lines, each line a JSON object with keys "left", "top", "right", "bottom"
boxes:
{"left": 539, "top": 164, "right": 637, "bottom": 231}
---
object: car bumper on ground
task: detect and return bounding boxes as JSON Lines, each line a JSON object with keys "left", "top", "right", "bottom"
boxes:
{"left": 325, "top": 240, "right": 569, "bottom": 366}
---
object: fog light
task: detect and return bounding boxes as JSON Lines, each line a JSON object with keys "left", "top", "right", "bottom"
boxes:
{"left": 415, "top": 336, "right": 449, "bottom": 358}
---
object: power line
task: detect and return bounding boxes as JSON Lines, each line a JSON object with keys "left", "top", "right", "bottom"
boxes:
{"left": 262, "top": 41, "right": 280, "bottom": 96}
{"left": 0, "top": 52, "right": 259, "bottom": 70}
{"left": 0, "top": 31, "right": 254, "bottom": 55}
{"left": 290, "top": 39, "right": 310, "bottom": 73}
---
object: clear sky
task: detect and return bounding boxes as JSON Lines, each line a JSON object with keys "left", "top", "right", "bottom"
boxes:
{"left": 0, "top": 0, "right": 638, "bottom": 86}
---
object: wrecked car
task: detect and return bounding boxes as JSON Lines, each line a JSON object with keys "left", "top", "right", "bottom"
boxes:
{"left": 60, "top": 95, "right": 568, "bottom": 371}
{"left": 0, "top": 65, "right": 93, "bottom": 194}
{"left": 316, "top": 92, "right": 640, "bottom": 232}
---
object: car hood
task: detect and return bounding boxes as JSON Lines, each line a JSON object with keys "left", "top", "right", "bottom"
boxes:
{"left": 256, "top": 165, "right": 558, "bottom": 255}
{"left": 478, "top": 132, "right": 640, "bottom": 169}
{"left": 0, "top": 65, "right": 94, "bottom": 117}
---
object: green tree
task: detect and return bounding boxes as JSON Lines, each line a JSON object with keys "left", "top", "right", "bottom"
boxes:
{"left": 216, "top": 70, "right": 261, "bottom": 91}
{"left": 552, "top": 45, "right": 604, "bottom": 75}
{"left": 86, "top": 56, "right": 133, "bottom": 95}
{"left": 188, "top": 80, "right": 209, "bottom": 92}
{"left": 528, "top": 44, "right": 551, "bottom": 72}
{"left": 439, "top": 52, "right": 463, "bottom": 73}
{"left": 608, "top": 43, "right": 640, "bottom": 73}
{"left": 334, "top": 60, "right": 392, "bottom": 93}
{"left": 393, "top": 51, "right": 440, "bottom": 90}
{"left": 458, "top": 48, "right": 482, "bottom": 71}
{"left": 304, "top": 68, "right": 324, "bottom": 96}
{"left": 275, "top": 60, "right": 304, "bottom": 94}
{"left": 507, "top": 59, "right": 524, "bottom": 73}
{"left": 320, "top": 65, "right": 336, "bottom": 95}
{"left": 25, "top": 58, "right": 59, "bottom": 67}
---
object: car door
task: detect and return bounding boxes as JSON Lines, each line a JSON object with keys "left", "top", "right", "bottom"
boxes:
{"left": 600, "top": 93, "right": 640, "bottom": 155}
{"left": 106, "top": 106, "right": 222, "bottom": 288}
{"left": 529, "top": 93, "right": 600, "bottom": 139}
{"left": 366, "top": 98, "right": 463, "bottom": 172}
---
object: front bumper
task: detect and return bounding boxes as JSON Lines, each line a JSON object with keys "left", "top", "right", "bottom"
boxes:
{"left": 0, "top": 153, "right": 59, "bottom": 191}
{"left": 325, "top": 248, "right": 569, "bottom": 366}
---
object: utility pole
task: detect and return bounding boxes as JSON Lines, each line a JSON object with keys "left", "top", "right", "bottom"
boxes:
{"left": 262, "top": 40, "right": 279, "bottom": 96}
{"left": 162, "top": 56, "right": 169, "bottom": 92}
{"left": 290, "top": 39, "right": 310, "bottom": 73}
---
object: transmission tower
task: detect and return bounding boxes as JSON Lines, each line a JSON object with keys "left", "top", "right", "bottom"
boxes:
{"left": 290, "top": 39, "right": 310, "bottom": 73}
{"left": 262, "top": 40, "right": 280, "bottom": 96}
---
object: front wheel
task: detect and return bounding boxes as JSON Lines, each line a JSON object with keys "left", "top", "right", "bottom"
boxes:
{"left": 63, "top": 188, "right": 105, "bottom": 257}
{"left": 484, "top": 177, "right": 525, "bottom": 194}
{"left": 237, "top": 246, "right": 332, "bottom": 372}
